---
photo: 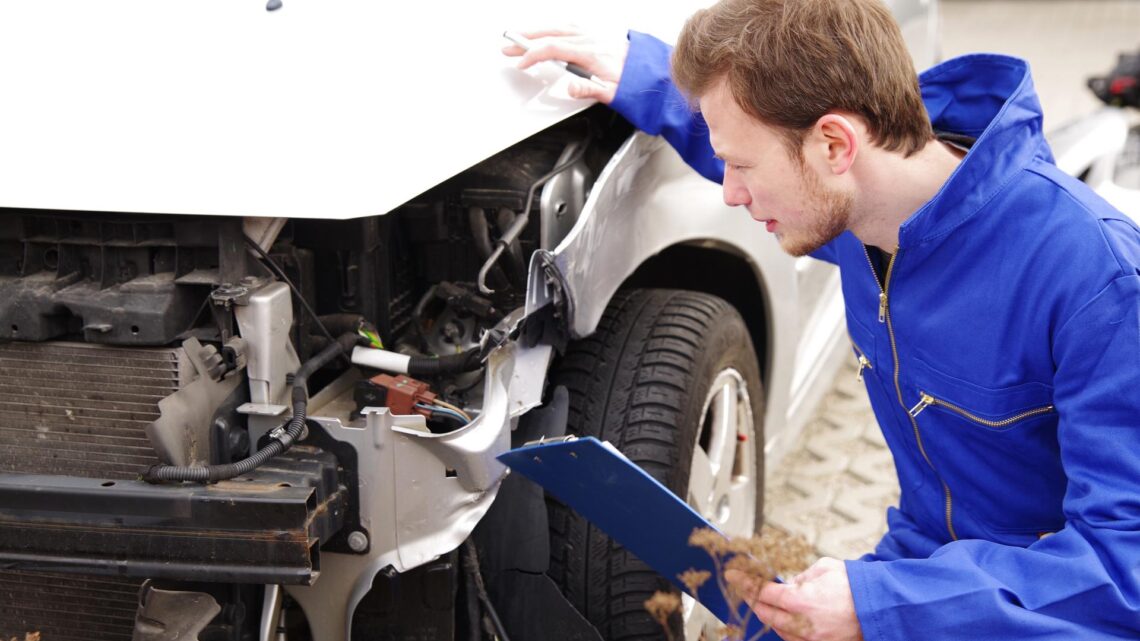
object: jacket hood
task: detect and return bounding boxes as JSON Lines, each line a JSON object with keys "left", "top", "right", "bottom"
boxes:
{"left": 900, "top": 54, "right": 1054, "bottom": 247}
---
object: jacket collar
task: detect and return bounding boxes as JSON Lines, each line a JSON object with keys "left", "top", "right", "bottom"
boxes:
{"left": 898, "top": 54, "right": 1053, "bottom": 248}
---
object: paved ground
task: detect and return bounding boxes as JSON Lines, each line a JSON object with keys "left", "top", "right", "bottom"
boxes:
{"left": 763, "top": 0, "right": 1140, "bottom": 561}
{"left": 765, "top": 362, "right": 897, "bottom": 560}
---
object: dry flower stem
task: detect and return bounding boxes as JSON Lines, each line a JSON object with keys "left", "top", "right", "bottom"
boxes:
{"left": 645, "top": 526, "right": 813, "bottom": 641}
{"left": 644, "top": 592, "right": 682, "bottom": 641}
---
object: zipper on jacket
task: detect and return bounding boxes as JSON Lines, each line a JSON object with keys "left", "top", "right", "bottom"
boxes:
{"left": 863, "top": 245, "right": 959, "bottom": 541}
{"left": 909, "top": 391, "right": 1055, "bottom": 426}
{"left": 851, "top": 341, "right": 873, "bottom": 383}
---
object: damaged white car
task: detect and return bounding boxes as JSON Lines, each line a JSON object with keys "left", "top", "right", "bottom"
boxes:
{"left": 0, "top": 1, "right": 944, "bottom": 640}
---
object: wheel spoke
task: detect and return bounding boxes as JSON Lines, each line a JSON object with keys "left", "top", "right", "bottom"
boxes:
{"left": 688, "top": 444, "right": 717, "bottom": 514}
{"left": 713, "top": 378, "right": 740, "bottom": 491}
{"left": 723, "top": 481, "right": 756, "bottom": 536}
{"left": 681, "top": 595, "right": 721, "bottom": 641}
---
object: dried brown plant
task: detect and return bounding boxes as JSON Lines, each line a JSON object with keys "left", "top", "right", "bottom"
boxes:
{"left": 678, "top": 568, "right": 712, "bottom": 596}
{"left": 644, "top": 526, "right": 813, "bottom": 641}
{"left": 645, "top": 591, "right": 683, "bottom": 641}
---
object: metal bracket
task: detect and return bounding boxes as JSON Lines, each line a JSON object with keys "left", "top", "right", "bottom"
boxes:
{"left": 539, "top": 140, "right": 593, "bottom": 251}
{"left": 132, "top": 584, "right": 222, "bottom": 641}
{"left": 235, "top": 281, "right": 301, "bottom": 417}
{"left": 522, "top": 250, "right": 571, "bottom": 351}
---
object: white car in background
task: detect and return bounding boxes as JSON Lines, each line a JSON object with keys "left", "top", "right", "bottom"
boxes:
{"left": 0, "top": 2, "right": 939, "bottom": 640}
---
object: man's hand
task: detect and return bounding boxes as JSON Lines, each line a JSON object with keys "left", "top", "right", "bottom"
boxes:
{"left": 726, "top": 557, "right": 863, "bottom": 641}
{"left": 501, "top": 28, "right": 628, "bottom": 104}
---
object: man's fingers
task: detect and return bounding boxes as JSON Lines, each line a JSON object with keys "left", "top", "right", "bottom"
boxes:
{"left": 567, "top": 79, "right": 616, "bottom": 104}
{"left": 501, "top": 30, "right": 586, "bottom": 58}
{"left": 514, "top": 28, "right": 582, "bottom": 40}
{"left": 757, "top": 579, "right": 796, "bottom": 610}
{"left": 750, "top": 600, "right": 812, "bottom": 640}
{"left": 516, "top": 41, "right": 594, "bottom": 71}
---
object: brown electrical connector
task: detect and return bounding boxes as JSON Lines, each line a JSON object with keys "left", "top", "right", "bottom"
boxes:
{"left": 367, "top": 373, "right": 437, "bottom": 417}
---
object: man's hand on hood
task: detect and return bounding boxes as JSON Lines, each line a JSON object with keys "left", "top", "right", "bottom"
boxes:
{"left": 501, "top": 28, "right": 627, "bottom": 104}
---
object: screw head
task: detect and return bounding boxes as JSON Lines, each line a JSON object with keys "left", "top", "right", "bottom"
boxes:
{"left": 347, "top": 530, "right": 368, "bottom": 552}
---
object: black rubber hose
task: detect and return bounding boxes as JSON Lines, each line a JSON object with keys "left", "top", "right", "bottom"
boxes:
{"left": 143, "top": 332, "right": 359, "bottom": 483}
{"left": 406, "top": 350, "right": 483, "bottom": 377}
{"left": 316, "top": 314, "right": 365, "bottom": 337}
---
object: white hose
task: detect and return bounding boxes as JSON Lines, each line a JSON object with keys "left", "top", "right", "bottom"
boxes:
{"left": 351, "top": 346, "right": 411, "bottom": 374}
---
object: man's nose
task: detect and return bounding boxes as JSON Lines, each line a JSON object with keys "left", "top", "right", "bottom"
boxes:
{"left": 722, "top": 171, "right": 750, "bottom": 208}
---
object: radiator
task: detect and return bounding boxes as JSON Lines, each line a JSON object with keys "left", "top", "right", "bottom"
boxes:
{"left": 0, "top": 570, "right": 141, "bottom": 641}
{"left": 0, "top": 341, "right": 182, "bottom": 479}
{"left": 0, "top": 341, "right": 181, "bottom": 638}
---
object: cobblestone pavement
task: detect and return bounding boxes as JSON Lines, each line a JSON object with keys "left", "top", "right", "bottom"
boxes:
{"left": 762, "top": 0, "right": 1139, "bottom": 561}
{"left": 764, "top": 362, "right": 898, "bottom": 560}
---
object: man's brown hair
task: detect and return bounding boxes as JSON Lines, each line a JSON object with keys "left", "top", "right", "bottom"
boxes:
{"left": 673, "top": 0, "right": 933, "bottom": 158}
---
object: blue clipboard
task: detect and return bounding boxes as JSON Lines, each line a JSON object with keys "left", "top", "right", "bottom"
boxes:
{"left": 497, "top": 436, "right": 781, "bottom": 640}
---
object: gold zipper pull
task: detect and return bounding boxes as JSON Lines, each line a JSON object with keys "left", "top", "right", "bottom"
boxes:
{"left": 878, "top": 292, "right": 888, "bottom": 323}
{"left": 856, "top": 355, "right": 871, "bottom": 382}
{"left": 909, "top": 392, "right": 935, "bottom": 417}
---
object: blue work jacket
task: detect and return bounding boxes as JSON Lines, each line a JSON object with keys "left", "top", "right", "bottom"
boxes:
{"left": 611, "top": 32, "right": 1140, "bottom": 639}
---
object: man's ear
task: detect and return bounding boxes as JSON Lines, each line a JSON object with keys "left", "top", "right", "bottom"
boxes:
{"left": 811, "top": 113, "right": 859, "bottom": 175}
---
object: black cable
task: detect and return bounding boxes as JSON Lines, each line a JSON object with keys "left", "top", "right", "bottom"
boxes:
{"left": 406, "top": 349, "right": 483, "bottom": 377}
{"left": 143, "top": 332, "right": 360, "bottom": 483}
{"left": 452, "top": 369, "right": 486, "bottom": 395}
{"left": 242, "top": 234, "right": 338, "bottom": 350}
{"left": 461, "top": 539, "right": 511, "bottom": 641}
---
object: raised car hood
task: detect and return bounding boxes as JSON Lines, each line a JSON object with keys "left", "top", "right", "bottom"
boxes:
{"left": 0, "top": 1, "right": 696, "bottom": 219}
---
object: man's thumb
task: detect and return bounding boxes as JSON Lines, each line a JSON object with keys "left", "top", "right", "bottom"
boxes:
{"left": 567, "top": 79, "right": 615, "bottom": 104}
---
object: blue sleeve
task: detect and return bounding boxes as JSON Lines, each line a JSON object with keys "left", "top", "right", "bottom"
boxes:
{"left": 610, "top": 31, "right": 724, "bottom": 184}
{"left": 847, "top": 275, "right": 1140, "bottom": 640}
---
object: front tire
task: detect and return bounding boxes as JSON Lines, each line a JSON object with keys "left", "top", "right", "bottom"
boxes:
{"left": 546, "top": 289, "right": 765, "bottom": 641}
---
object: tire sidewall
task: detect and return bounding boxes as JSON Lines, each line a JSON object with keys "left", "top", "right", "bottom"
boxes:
{"left": 666, "top": 296, "right": 765, "bottom": 531}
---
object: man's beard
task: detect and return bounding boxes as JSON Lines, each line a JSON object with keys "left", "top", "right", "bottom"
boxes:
{"left": 777, "top": 164, "right": 853, "bottom": 257}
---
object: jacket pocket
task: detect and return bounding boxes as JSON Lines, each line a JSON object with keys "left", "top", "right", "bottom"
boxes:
{"left": 904, "top": 358, "right": 1063, "bottom": 538}
{"left": 846, "top": 314, "right": 876, "bottom": 382}
{"left": 850, "top": 336, "right": 873, "bottom": 383}
{"left": 906, "top": 356, "right": 1055, "bottom": 432}
{"left": 908, "top": 391, "right": 1054, "bottom": 429}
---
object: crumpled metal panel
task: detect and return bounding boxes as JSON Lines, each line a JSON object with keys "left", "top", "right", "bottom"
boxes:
{"left": 285, "top": 338, "right": 553, "bottom": 641}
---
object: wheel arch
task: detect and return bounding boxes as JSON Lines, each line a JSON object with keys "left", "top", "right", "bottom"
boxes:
{"left": 620, "top": 242, "right": 774, "bottom": 397}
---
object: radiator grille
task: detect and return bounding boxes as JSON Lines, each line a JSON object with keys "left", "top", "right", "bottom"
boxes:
{"left": 0, "top": 570, "right": 140, "bottom": 641}
{"left": 0, "top": 341, "right": 181, "bottom": 479}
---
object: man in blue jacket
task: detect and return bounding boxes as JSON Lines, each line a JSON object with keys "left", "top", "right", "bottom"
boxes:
{"left": 506, "top": 1, "right": 1140, "bottom": 639}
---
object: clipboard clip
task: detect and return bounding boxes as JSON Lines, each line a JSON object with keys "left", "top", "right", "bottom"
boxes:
{"left": 522, "top": 434, "right": 578, "bottom": 447}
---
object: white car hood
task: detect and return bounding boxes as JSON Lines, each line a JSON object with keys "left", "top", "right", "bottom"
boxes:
{"left": 0, "top": 1, "right": 697, "bottom": 219}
